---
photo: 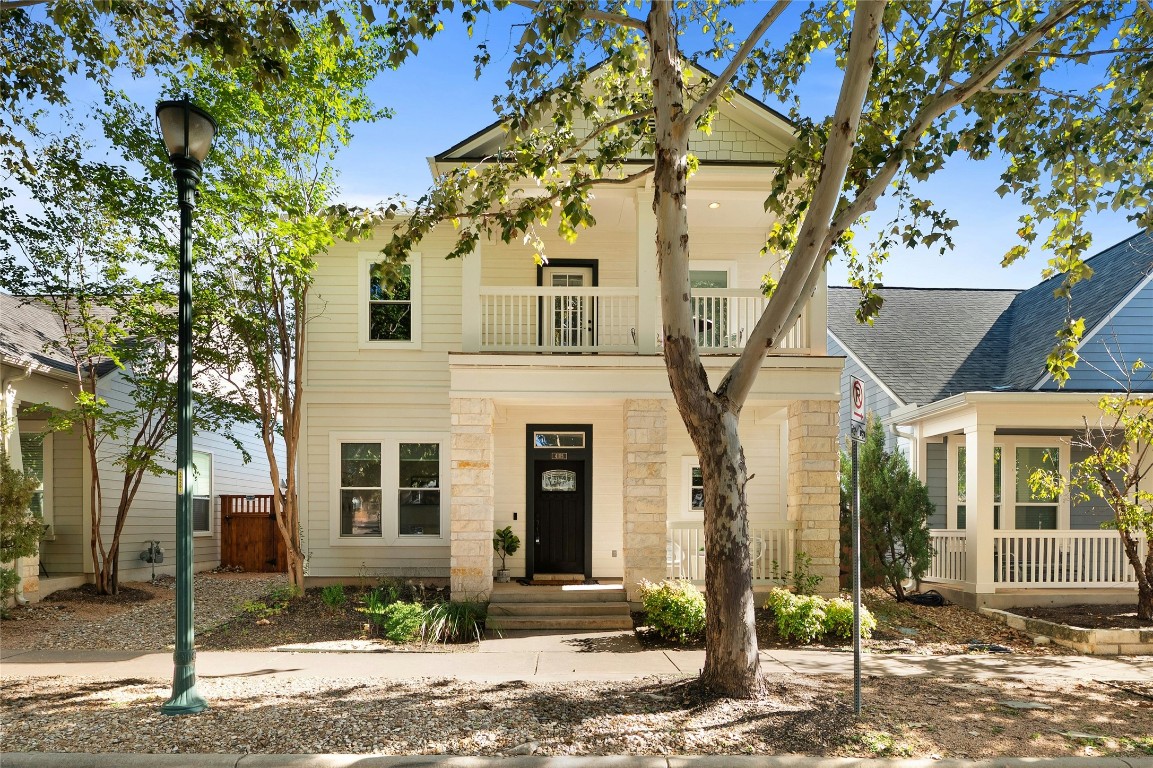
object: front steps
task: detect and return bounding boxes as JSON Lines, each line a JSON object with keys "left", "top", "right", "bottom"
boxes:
{"left": 487, "top": 582, "right": 632, "bottom": 631}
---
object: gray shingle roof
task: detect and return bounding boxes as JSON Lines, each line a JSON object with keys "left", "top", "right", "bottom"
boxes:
{"left": 0, "top": 293, "right": 117, "bottom": 376}
{"left": 828, "top": 230, "right": 1153, "bottom": 404}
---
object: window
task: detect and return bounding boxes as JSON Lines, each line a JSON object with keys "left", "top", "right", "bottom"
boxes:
{"left": 341, "top": 443, "right": 382, "bottom": 537}
{"left": 362, "top": 252, "right": 421, "bottom": 347}
{"left": 955, "top": 445, "right": 1002, "bottom": 530}
{"left": 398, "top": 443, "right": 440, "bottom": 536}
{"left": 191, "top": 451, "right": 213, "bottom": 534}
{"left": 533, "top": 432, "right": 585, "bottom": 449}
{"left": 1015, "top": 447, "right": 1058, "bottom": 529}
{"left": 19, "top": 432, "right": 48, "bottom": 523}
{"left": 336, "top": 436, "right": 447, "bottom": 542}
{"left": 690, "top": 466, "right": 704, "bottom": 511}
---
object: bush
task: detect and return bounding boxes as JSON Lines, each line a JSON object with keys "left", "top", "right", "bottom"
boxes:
{"left": 823, "top": 596, "right": 877, "bottom": 641}
{"left": 1, "top": 450, "right": 43, "bottom": 612}
{"left": 765, "top": 588, "right": 876, "bottom": 644}
{"left": 638, "top": 578, "right": 706, "bottom": 644}
{"left": 377, "top": 601, "right": 425, "bottom": 642}
{"left": 423, "top": 600, "right": 487, "bottom": 643}
{"left": 321, "top": 584, "right": 347, "bottom": 610}
{"left": 769, "top": 551, "right": 823, "bottom": 595}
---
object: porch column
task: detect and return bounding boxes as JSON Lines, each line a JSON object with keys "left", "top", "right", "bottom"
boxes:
{"left": 1, "top": 377, "right": 40, "bottom": 601}
{"left": 787, "top": 399, "right": 840, "bottom": 597}
{"left": 623, "top": 398, "right": 667, "bottom": 600}
{"left": 461, "top": 242, "right": 482, "bottom": 352}
{"left": 449, "top": 397, "right": 495, "bottom": 599}
{"left": 965, "top": 424, "right": 996, "bottom": 594}
{"left": 635, "top": 189, "right": 658, "bottom": 354}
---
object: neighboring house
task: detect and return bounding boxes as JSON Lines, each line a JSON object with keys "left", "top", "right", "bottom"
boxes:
{"left": 828, "top": 231, "right": 1153, "bottom": 608}
{"left": 300, "top": 83, "right": 845, "bottom": 602}
{"left": 0, "top": 293, "right": 279, "bottom": 601}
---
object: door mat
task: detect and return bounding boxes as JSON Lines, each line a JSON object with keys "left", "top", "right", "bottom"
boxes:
{"left": 515, "top": 579, "right": 599, "bottom": 586}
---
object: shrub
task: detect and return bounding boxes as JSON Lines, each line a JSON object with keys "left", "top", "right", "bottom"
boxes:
{"left": 377, "top": 601, "right": 425, "bottom": 642}
{"left": 638, "top": 578, "right": 706, "bottom": 644}
{"left": 423, "top": 600, "right": 487, "bottom": 643}
{"left": 764, "top": 588, "right": 876, "bottom": 643}
{"left": 321, "top": 584, "right": 347, "bottom": 610}
{"left": 769, "top": 551, "right": 823, "bottom": 595}
{"left": 823, "top": 597, "right": 877, "bottom": 641}
{"left": 1, "top": 450, "right": 43, "bottom": 613}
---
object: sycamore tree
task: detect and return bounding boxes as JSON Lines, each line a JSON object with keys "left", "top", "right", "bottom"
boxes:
{"left": 367, "top": 0, "right": 1152, "bottom": 696}
{"left": 0, "top": 133, "right": 238, "bottom": 594}
{"left": 163, "top": 11, "right": 390, "bottom": 590}
{"left": 1032, "top": 364, "right": 1153, "bottom": 619}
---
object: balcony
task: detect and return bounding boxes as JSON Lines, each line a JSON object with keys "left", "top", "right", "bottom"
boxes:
{"left": 471, "top": 286, "right": 814, "bottom": 355}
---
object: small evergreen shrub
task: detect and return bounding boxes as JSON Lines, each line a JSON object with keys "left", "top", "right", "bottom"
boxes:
{"left": 1, "top": 450, "right": 43, "bottom": 614}
{"left": 378, "top": 601, "right": 424, "bottom": 642}
{"left": 764, "top": 588, "right": 876, "bottom": 644}
{"left": 422, "top": 600, "right": 487, "bottom": 643}
{"left": 638, "top": 578, "right": 706, "bottom": 644}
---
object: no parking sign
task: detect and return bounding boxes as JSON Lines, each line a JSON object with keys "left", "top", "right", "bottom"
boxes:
{"left": 850, "top": 376, "right": 866, "bottom": 442}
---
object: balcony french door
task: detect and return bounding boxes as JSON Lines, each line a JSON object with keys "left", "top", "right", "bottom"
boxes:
{"left": 542, "top": 266, "right": 594, "bottom": 349}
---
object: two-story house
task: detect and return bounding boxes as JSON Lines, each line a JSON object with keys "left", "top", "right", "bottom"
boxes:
{"left": 300, "top": 86, "right": 844, "bottom": 602}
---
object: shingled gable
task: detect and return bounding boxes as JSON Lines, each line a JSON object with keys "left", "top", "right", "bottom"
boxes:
{"left": 828, "top": 230, "right": 1153, "bottom": 405}
{"left": 430, "top": 61, "right": 796, "bottom": 169}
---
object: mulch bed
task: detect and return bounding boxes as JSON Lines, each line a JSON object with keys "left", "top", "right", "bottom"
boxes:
{"left": 43, "top": 583, "right": 159, "bottom": 605}
{"left": 1006, "top": 603, "right": 1152, "bottom": 630}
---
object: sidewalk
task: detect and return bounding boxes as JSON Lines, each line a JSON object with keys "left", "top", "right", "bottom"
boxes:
{"left": 3, "top": 630, "right": 1151, "bottom": 682}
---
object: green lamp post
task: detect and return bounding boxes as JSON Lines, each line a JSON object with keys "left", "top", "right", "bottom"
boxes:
{"left": 156, "top": 96, "right": 216, "bottom": 716}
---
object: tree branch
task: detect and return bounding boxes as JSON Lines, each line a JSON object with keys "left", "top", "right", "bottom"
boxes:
{"left": 509, "top": 0, "right": 647, "bottom": 31}
{"left": 684, "top": 1, "right": 790, "bottom": 127}
{"left": 719, "top": 0, "right": 887, "bottom": 409}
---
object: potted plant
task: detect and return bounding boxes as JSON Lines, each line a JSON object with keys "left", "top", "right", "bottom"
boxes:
{"left": 492, "top": 526, "right": 520, "bottom": 583}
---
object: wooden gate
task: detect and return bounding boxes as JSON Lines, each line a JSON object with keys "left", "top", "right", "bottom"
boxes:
{"left": 220, "top": 495, "right": 286, "bottom": 573}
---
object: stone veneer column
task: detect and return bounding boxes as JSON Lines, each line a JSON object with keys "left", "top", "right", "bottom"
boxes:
{"left": 787, "top": 399, "right": 841, "bottom": 597}
{"left": 623, "top": 399, "right": 668, "bottom": 601}
{"left": 450, "top": 397, "right": 495, "bottom": 599}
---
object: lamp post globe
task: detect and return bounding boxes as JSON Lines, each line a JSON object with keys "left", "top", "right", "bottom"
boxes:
{"left": 156, "top": 97, "right": 216, "bottom": 716}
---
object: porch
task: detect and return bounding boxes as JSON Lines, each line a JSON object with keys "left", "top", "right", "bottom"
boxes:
{"left": 925, "top": 528, "right": 1147, "bottom": 608}
{"left": 472, "top": 285, "right": 814, "bottom": 355}
{"left": 666, "top": 520, "right": 799, "bottom": 588}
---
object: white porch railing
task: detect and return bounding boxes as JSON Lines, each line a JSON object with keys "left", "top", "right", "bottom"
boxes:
{"left": 925, "top": 529, "right": 1145, "bottom": 588}
{"left": 666, "top": 521, "right": 797, "bottom": 584}
{"left": 992, "top": 530, "right": 1146, "bottom": 587}
{"left": 690, "top": 290, "right": 808, "bottom": 352}
{"left": 476, "top": 286, "right": 811, "bottom": 353}
{"left": 926, "top": 530, "right": 967, "bottom": 583}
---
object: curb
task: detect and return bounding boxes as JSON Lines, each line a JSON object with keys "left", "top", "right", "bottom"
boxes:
{"left": 4, "top": 755, "right": 1153, "bottom": 768}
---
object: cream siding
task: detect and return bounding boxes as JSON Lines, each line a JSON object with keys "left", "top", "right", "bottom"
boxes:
{"left": 39, "top": 425, "right": 84, "bottom": 576}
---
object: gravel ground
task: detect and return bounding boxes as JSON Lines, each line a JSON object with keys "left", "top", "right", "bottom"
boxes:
{"left": 1, "top": 572, "right": 286, "bottom": 651}
{"left": 2, "top": 674, "right": 1150, "bottom": 758}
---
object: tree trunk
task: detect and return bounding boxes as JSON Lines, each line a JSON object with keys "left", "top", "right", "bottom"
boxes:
{"left": 648, "top": 1, "right": 761, "bottom": 697}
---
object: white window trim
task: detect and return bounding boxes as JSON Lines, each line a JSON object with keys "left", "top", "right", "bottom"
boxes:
{"left": 192, "top": 449, "right": 214, "bottom": 537}
{"left": 949, "top": 435, "right": 1069, "bottom": 531}
{"left": 688, "top": 259, "right": 737, "bottom": 287}
{"left": 329, "top": 431, "right": 450, "bottom": 546}
{"left": 359, "top": 251, "right": 422, "bottom": 349}
{"left": 21, "top": 427, "right": 53, "bottom": 530}
{"left": 681, "top": 456, "right": 703, "bottom": 516}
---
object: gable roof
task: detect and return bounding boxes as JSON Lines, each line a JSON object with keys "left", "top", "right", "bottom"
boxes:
{"left": 0, "top": 293, "right": 117, "bottom": 377}
{"left": 828, "top": 230, "right": 1153, "bottom": 404}
{"left": 434, "top": 61, "right": 796, "bottom": 167}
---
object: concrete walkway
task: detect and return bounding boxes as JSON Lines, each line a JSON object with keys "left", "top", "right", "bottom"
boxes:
{"left": 2, "top": 630, "right": 1151, "bottom": 682}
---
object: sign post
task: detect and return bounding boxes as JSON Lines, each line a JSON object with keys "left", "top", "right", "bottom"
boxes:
{"left": 849, "top": 376, "right": 866, "bottom": 717}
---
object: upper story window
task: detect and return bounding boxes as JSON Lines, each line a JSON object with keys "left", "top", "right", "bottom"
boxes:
{"left": 361, "top": 252, "right": 421, "bottom": 348}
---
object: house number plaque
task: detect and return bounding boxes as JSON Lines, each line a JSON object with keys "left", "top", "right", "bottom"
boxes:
{"left": 551, "top": 452, "right": 568, "bottom": 460}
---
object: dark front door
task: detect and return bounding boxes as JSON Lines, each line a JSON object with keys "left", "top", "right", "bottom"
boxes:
{"left": 533, "top": 460, "right": 585, "bottom": 573}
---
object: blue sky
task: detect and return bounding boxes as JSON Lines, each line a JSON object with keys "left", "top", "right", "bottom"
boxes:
{"left": 20, "top": 4, "right": 1141, "bottom": 292}
{"left": 327, "top": 8, "right": 1137, "bottom": 291}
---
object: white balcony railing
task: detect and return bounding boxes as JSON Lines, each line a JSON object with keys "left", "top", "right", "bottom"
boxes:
{"left": 666, "top": 521, "right": 797, "bottom": 584}
{"left": 925, "top": 529, "right": 1145, "bottom": 589}
{"left": 476, "top": 286, "right": 810, "bottom": 354}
